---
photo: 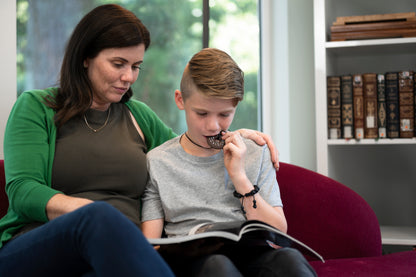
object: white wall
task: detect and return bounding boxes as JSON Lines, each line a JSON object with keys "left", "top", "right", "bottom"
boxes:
{"left": 261, "top": 0, "right": 316, "bottom": 171}
{"left": 0, "top": 0, "right": 17, "bottom": 159}
{"left": 0, "top": 0, "right": 317, "bottom": 170}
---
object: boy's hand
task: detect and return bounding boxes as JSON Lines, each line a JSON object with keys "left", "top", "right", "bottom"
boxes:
{"left": 236, "top": 129, "right": 279, "bottom": 170}
{"left": 222, "top": 131, "right": 247, "bottom": 180}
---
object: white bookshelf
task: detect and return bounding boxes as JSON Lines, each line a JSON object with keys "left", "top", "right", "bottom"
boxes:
{"left": 381, "top": 226, "right": 416, "bottom": 246}
{"left": 314, "top": 0, "right": 416, "bottom": 246}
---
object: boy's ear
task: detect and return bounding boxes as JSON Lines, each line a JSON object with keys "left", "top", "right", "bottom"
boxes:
{"left": 174, "top": 90, "right": 185, "bottom": 110}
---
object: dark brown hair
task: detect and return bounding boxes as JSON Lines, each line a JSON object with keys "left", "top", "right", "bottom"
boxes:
{"left": 44, "top": 4, "right": 150, "bottom": 127}
{"left": 180, "top": 48, "right": 244, "bottom": 105}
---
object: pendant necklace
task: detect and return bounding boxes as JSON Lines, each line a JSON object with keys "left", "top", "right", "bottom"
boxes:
{"left": 183, "top": 132, "right": 212, "bottom": 149}
{"left": 182, "top": 131, "right": 226, "bottom": 150}
{"left": 84, "top": 107, "right": 111, "bottom": 133}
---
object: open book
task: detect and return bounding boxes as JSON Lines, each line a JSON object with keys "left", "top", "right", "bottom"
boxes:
{"left": 148, "top": 220, "right": 324, "bottom": 262}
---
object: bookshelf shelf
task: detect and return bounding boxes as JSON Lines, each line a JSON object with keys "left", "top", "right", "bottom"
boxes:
{"left": 314, "top": 0, "right": 416, "bottom": 245}
{"left": 326, "top": 37, "right": 416, "bottom": 49}
{"left": 328, "top": 138, "right": 416, "bottom": 145}
{"left": 381, "top": 226, "right": 416, "bottom": 246}
{"left": 325, "top": 37, "right": 416, "bottom": 56}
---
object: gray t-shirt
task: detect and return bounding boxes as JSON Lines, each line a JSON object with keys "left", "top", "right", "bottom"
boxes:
{"left": 141, "top": 136, "right": 282, "bottom": 237}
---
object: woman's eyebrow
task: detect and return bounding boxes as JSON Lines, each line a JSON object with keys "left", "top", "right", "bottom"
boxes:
{"left": 113, "top": 57, "right": 143, "bottom": 64}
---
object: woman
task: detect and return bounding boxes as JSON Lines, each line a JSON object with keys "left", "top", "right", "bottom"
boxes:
{"left": 0, "top": 4, "right": 277, "bottom": 277}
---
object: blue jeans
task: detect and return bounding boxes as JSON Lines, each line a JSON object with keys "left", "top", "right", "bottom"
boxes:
{"left": 0, "top": 202, "right": 174, "bottom": 277}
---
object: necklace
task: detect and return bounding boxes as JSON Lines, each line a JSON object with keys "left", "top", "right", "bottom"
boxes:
{"left": 84, "top": 107, "right": 111, "bottom": 133}
{"left": 183, "top": 132, "right": 212, "bottom": 149}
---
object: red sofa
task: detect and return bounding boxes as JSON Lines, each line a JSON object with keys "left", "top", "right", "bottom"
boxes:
{"left": 0, "top": 159, "right": 415, "bottom": 275}
{"left": 276, "top": 162, "right": 416, "bottom": 276}
{"left": 0, "top": 160, "right": 7, "bottom": 218}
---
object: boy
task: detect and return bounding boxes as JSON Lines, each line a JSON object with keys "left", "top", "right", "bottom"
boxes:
{"left": 141, "top": 48, "right": 316, "bottom": 276}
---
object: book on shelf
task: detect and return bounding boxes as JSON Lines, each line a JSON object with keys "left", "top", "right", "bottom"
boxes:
{"left": 327, "top": 69, "right": 416, "bottom": 140}
{"left": 327, "top": 76, "right": 341, "bottom": 139}
{"left": 363, "top": 73, "right": 378, "bottom": 139}
{"left": 148, "top": 220, "right": 324, "bottom": 262}
{"left": 385, "top": 72, "right": 400, "bottom": 138}
{"left": 353, "top": 74, "right": 364, "bottom": 139}
{"left": 341, "top": 75, "right": 354, "bottom": 139}
{"left": 398, "top": 70, "right": 414, "bottom": 138}
{"left": 377, "top": 74, "right": 387, "bottom": 138}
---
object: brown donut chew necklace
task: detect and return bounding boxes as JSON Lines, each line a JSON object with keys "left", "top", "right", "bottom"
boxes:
{"left": 206, "top": 131, "right": 226, "bottom": 149}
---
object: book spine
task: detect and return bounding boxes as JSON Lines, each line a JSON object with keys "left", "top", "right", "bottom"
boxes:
{"left": 377, "top": 74, "right": 387, "bottom": 138}
{"left": 398, "top": 70, "right": 415, "bottom": 138}
{"left": 415, "top": 72, "right": 416, "bottom": 137}
{"left": 363, "top": 73, "right": 378, "bottom": 138}
{"left": 385, "top": 72, "right": 400, "bottom": 138}
{"left": 327, "top": 76, "right": 341, "bottom": 139}
{"left": 353, "top": 74, "right": 364, "bottom": 139}
{"left": 341, "top": 75, "right": 354, "bottom": 138}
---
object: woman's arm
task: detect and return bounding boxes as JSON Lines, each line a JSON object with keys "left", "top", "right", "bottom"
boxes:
{"left": 4, "top": 90, "right": 63, "bottom": 222}
{"left": 46, "top": 194, "right": 94, "bottom": 220}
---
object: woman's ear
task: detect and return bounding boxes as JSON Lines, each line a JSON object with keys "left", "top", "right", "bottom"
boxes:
{"left": 174, "top": 90, "right": 185, "bottom": 110}
{"left": 83, "top": 59, "right": 89, "bottom": 68}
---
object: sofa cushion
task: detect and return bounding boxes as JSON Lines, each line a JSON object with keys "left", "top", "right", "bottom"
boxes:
{"left": 276, "top": 162, "right": 382, "bottom": 260}
{"left": 309, "top": 251, "right": 416, "bottom": 276}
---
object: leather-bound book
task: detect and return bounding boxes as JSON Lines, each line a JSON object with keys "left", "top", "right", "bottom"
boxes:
{"left": 363, "top": 73, "right": 378, "bottom": 138}
{"left": 377, "top": 74, "right": 387, "bottom": 138}
{"left": 327, "top": 76, "right": 341, "bottom": 139}
{"left": 353, "top": 74, "right": 364, "bottom": 139}
{"left": 385, "top": 72, "right": 400, "bottom": 138}
{"left": 341, "top": 75, "right": 354, "bottom": 138}
{"left": 398, "top": 70, "right": 414, "bottom": 138}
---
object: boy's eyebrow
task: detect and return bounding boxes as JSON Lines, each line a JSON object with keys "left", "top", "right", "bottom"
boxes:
{"left": 192, "top": 107, "right": 235, "bottom": 113}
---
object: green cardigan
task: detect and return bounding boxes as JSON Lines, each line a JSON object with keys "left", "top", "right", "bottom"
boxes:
{"left": 0, "top": 88, "right": 176, "bottom": 247}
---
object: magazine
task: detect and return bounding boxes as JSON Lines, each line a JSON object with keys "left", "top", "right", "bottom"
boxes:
{"left": 147, "top": 220, "right": 324, "bottom": 262}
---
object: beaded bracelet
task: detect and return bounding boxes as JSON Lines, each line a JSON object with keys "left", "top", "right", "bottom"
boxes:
{"left": 233, "top": 185, "right": 260, "bottom": 214}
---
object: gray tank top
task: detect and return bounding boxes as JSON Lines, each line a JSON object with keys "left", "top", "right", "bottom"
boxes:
{"left": 52, "top": 103, "right": 147, "bottom": 226}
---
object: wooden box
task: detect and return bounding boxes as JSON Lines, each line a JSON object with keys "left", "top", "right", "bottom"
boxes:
{"left": 330, "top": 12, "right": 416, "bottom": 41}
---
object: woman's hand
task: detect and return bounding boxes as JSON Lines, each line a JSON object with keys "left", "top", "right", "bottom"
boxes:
{"left": 237, "top": 129, "right": 279, "bottom": 170}
{"left": 46, "top": 194, "right": 94, "bottom": 220}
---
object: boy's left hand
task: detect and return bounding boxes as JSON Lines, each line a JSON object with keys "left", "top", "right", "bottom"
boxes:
{"left": 222, "top": 131, "right": 247, "bottom": 179}
{"left": 237, "top": 129, "right": 279, "bottom": 170}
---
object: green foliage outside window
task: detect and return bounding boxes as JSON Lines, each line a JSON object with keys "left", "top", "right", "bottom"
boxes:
{"left": 17, "top": 0, "right": 259, "bottom": 134}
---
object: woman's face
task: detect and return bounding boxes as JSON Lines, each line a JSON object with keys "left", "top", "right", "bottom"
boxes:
{"left": 84, "top": 44, "right": 145, "bottom": 110}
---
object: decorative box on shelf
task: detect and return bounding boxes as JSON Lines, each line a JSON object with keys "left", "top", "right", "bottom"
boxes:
{"left": 330, "top": 12, "right": 416, "bottom": 41}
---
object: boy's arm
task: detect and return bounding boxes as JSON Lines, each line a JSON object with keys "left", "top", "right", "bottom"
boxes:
{"left": 141, "top": 218, "right": 165, "bottom": 238}
{"left": 222, "top": 132, "right": 288, "bottom": 233}
{"left": 230, "top": 174, "right": 288, "bottom": 233}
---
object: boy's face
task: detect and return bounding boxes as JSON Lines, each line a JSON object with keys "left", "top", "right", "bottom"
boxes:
{"left": 175, "top": 89, "right": 236, "bottom": 148}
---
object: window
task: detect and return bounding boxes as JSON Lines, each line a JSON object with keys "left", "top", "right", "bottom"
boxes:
{"left": 17, "top": 0, "right": 260, "bottom": 134}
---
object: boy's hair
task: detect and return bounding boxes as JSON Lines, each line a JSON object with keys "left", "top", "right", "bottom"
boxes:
{"left": 180, "top": 48, "right": 244, "bottom": 105}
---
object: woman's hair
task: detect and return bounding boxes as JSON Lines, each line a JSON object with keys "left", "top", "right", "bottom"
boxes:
{"left": 45, "top": 4, "right": 150, "bottom": 127}
{"left": 180, "top": 48, "right": 244, "bottom": 106}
